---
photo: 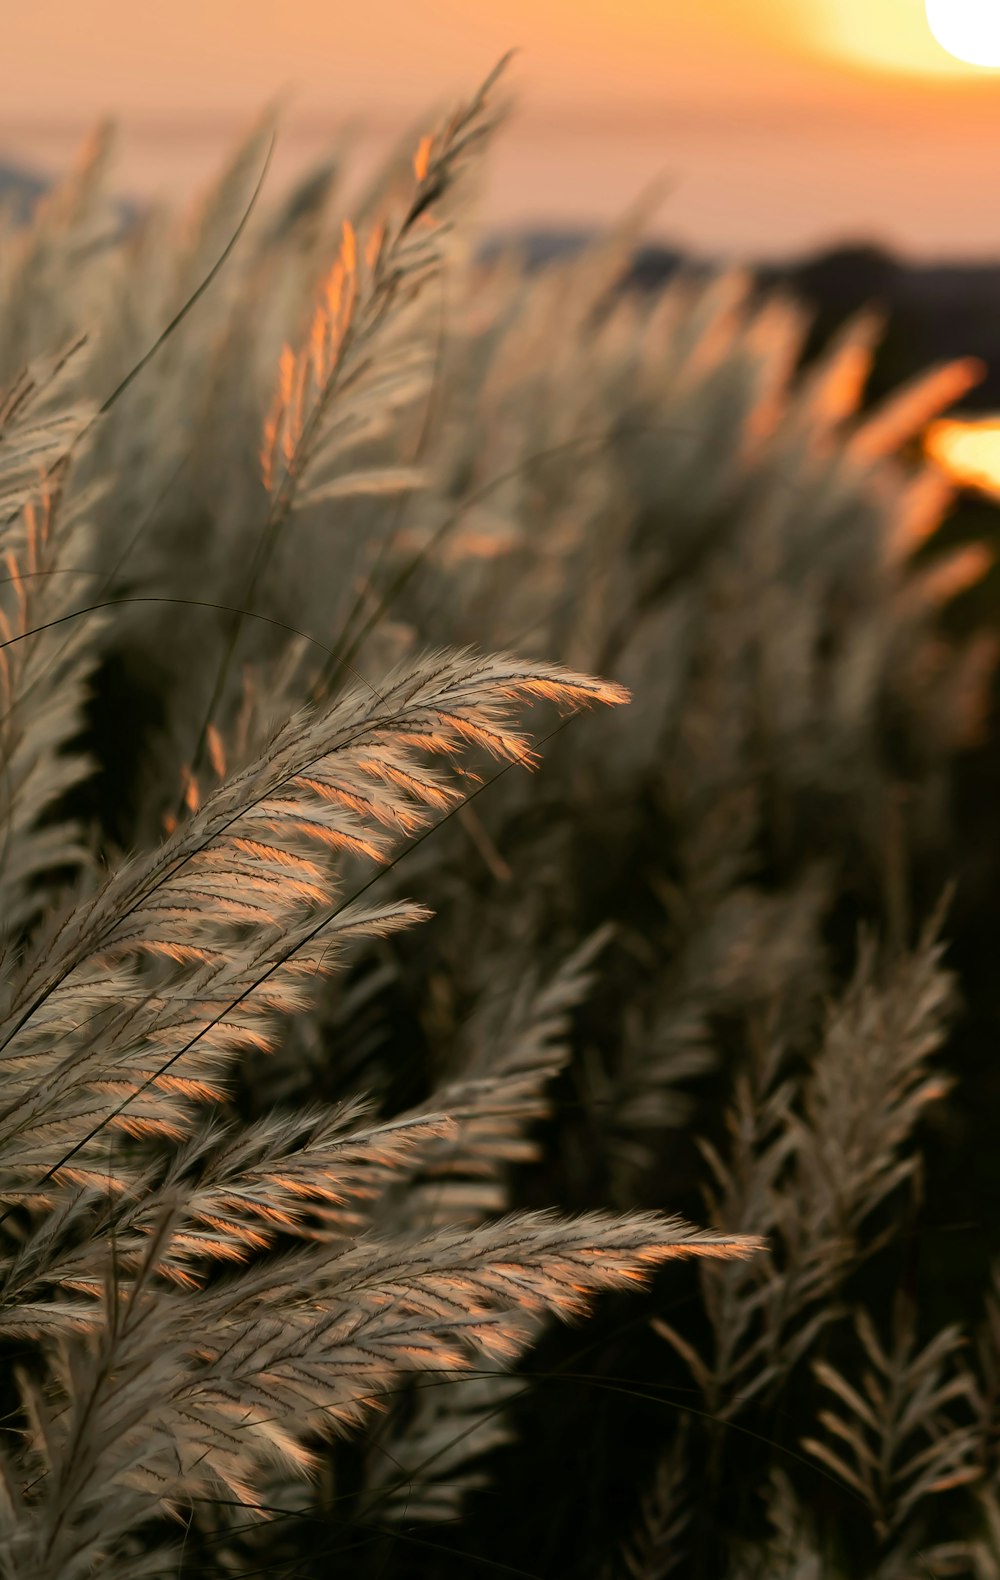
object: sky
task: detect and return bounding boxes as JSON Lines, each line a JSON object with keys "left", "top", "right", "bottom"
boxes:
{"left": 4, "top": 0, "right": 1000, "bottom": 260}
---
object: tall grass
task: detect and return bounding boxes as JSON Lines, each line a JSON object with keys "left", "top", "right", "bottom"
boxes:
{"left": 0, "top": 53, "right": 997, "bottom": 1579}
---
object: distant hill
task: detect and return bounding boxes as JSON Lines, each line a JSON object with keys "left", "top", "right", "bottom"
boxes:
{"left": 481, "top": 229, "right": 1000, "bottom": 413}
{"left": 0, "top": 160, "right": 47, "bottom": 223}
{"left": 1, "top": 169, "right": 998, "bottom": 412}
{"left": 0, "top": 156, "right": 136, "bottom": 234}
{"left": 758, "top": 242, "right": 1000, "bottom": 413}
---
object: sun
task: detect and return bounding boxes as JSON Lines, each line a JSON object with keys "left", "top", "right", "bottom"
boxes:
{"left": 789, "top": 0, "right": 1000, "bottom": 78}
{"left": 925, "top": 0, "right": 1000, "bottom": 66}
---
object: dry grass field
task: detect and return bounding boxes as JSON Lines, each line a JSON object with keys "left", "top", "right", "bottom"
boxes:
{"left": 1, "top": 57, "right": 1000, "bottom": 1579}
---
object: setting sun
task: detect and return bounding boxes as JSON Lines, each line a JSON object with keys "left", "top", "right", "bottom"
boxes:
{"left": 801, "top": 0, "right": 1000, "bottom": 76}
{"left": 925, "top": 0, "right": 1000, "bottom": 67}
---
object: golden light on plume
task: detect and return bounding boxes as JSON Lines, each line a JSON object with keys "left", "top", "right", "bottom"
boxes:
{"left": 924, "top": 416, "right": 1000, "bottom": 499}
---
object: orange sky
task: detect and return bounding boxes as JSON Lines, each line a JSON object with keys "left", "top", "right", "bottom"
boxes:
{"left": 4, "top": 1, "right": 1000, "bottom": 259}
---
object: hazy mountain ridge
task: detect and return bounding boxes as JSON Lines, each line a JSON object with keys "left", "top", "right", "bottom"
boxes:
{"left": 484, "top": 229, "right": 1000, "bottom": 411}
{"left": 0, "top": 159, "right": 47, "bottom": 221}
{"left": 3, "top": 155, "right": 999, "bottom": 410}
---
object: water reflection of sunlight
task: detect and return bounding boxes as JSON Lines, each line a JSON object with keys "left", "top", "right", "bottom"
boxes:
{"left": 924, "top": 416, "right": 1000, "bottom": 500}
